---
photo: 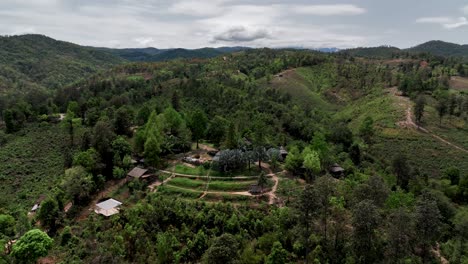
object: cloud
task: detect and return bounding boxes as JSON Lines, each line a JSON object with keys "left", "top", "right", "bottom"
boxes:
{"left": 416, "top": 16, "right": 468, "bottom": 29}
{"left": 134, "top": 37, "right": 155, "bottom": 46}
{"left": 290, "top": 4, "right": 366, "bottom": 16}
{"left": 168, "top": 0, "right": 228, "bottom": 17}
{"left": 213, "top": 26, "right": 271, "bottom": 42}
{"left": 463, "top": 5, "right": 468, "bottom": 15}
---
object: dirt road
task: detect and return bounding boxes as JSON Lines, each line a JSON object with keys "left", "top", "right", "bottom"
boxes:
{"left": 391, "top": 87, "right": 468, "bottom": 154}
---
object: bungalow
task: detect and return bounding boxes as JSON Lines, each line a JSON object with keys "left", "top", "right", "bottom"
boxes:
{"left": 127, "top": 167, "right": 149, "bottom": 179}
{"left": 279, "top": 146, "right": 288, "bottom": 160}
{"left": 94, "top": 198, "right": 122, "bottom": 217}
{"left": 249, "top": 184, "right": 262, "bottom": 195}
{"left": 329, "top": 163, "right": 345, "bottom": 178}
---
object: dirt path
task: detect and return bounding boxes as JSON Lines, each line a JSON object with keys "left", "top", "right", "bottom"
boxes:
{"left": 432, "top": 243, "right": 449, "bottom": 264}
{"left": 391, "top": 87, "right": 468, "bottom": 154}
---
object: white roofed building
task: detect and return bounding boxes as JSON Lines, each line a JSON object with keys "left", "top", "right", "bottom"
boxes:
{"left": 94, "top": 198, "right": 122, "bottom": 216}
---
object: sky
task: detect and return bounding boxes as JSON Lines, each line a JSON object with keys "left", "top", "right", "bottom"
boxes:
{"left": 1, "top": 0, "right": 468, "bottom": 49}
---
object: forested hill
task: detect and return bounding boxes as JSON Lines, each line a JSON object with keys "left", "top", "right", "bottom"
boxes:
{"left": 406, "top": 40, "right": 468, "bottom": 58}
{"left": 342, "top": 41, "right": 468, "bottom": 60}
{"left": 0, "top": 34, "right": 125, "bottom": 92}
{"left": 97, "top": 46, "right": 249, "bottom": 62}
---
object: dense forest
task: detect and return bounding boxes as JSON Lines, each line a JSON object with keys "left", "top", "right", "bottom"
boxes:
{"left": 0, "top": 35, "right": 468, "bottom": 263}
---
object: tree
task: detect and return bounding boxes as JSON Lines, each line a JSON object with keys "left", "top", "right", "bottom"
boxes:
{"left": 392, "top": 154, "right": 410, "bottom": 190}
{"left": 311, "top": 132, "right": 329, "bottom": 160}
{"left": 188, "top": 109, "right": 208, "bottom": 149}
{"left": 349, "top": 143, "right": 361, "bottom": 166}
{"left": 414, "top": 196, "right": 443, "bottom": 261}
{"left": 37, "top": 197, "right": 60, "bottom": 233}
{"left": 114, "top": 106, "right": 134, "bottom": 136}
{"left": 444, "top": 166, "right": 460, "bottom": 185}
{"left": 0, "top": 214, "right": 15, "bottom": 238}
{"left": 285, "top": 146, "right": 303, "bottom": 174}
{"left": 144, "top": 135, "right": 161, "bottom": 167}
{"left": 414, "top": 95, "right": 425, "bottom": 124}
{"left": 352, "top": 199, "right": 381, "bottom": 264}
{"left": 303, "top": 151, "right": 321, "bottom": 181}
{"left": 203, "top": 233, "right": 239, "bottom": 264}
{"left": 436, "top": 98, "right": 448, "bottom": 126}
{"left": 224, "top": 122, "right": 238, "bottom": 149}
{"left": 3, "top": 109, "right": 15, "bottom": 133}
{"left": 64, "top": 166, "right": 95, "bottom": 205}
{"left": 171, "top": 90, "right": 181, "bottom": 111}
{"left": 257, "top": 171, "right": 268, "bottom": 193}
{"left": 73, "top": 148, "right": 98, "bottom": 172}
{"left": 11, "top": 229, "right": 53, "bottom": 264}
{"left": 112, "top": 136, "right": 132, "bottom": 161}
{"left": 266, "top": 241, "right": 288, "bottom": 264}
{"left": 385, "top": 208, "right": 415, "bottom": 262}
{"left": 207, "top": 116, "right": 228, "bottom": 147}
{"left": 93, "top": 119, "right": 116, "bottom": 173}
{"left": 359, "top": 116, "right": 375, "bottom": 144}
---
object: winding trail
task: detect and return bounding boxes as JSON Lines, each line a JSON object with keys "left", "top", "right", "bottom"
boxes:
{"left": 391, "top": 87, "right": 468, "bottom": 154}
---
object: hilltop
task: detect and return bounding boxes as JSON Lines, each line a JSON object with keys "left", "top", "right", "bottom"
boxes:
{"left": 0, "top": 34, "right": 125, "bottom": 91}
{"left": 342, "top": 40, "right": 468, "bottom": 60}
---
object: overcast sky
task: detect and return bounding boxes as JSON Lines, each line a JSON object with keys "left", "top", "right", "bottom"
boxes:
{"left": 1, "top": 0, "right": 468, "bottom": 49}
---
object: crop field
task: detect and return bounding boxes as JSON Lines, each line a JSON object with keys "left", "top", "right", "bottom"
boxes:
{"left": 0, "top": 123, "right": 67, "bottom": 211}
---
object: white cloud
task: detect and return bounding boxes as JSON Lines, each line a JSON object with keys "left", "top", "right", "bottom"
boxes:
{"left": 290, "top": 4, "right": 366, "bottom": 16}
{"left": 168, "top": 0, "right": 228, "bottom": 17}
{"left": 463, "top": 5, "right": 468, "bottom": 15}
{"left": 213, "top": 26, "right": 271, "bottom": 42}
{"left": 416, "top": 16, "right": 468, "bottom": 29}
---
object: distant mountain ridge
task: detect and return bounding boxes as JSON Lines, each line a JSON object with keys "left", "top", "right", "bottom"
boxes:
{"left": 97, "top": 46, "right": 250, "bottom": 62}
{"left": 342, "top": 40, "right": 468, "bottom": 59}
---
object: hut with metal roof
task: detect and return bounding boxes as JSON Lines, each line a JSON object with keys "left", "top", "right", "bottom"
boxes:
{"left": 94, "top": 198, "right": 122, "bottom": 217}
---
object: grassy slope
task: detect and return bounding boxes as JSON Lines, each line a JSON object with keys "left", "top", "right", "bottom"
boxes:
{"left": 337, "top": 87, "right": 468, "bottom": 177}
{"left": 267, "top": 66, "right": 335, "bottom": 111}
{"left": 0, "top": 124, "right": 66, "bottom": 211}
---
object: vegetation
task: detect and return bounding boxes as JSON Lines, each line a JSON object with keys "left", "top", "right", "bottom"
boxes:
{"left": 1, "top": 35, "right": 468, "bottom": 263}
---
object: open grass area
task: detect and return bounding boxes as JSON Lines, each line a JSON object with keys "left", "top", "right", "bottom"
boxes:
{"left": 209, "top": 166, "right": 263, "bottom": 177}
{"left": 268, "top": 67, "right": 335, "bottom": 111}
{"left": 0, "top": 123, "right": 67, "bottom": 211}
{"left": 208, "top": 180, "right": 257, "bottom": 192}
{"left": 173, "top": 164, "right": 210, "bottom": 176}
{"left": 201, "top": 193, "right": 253, "bottom": 203}
{"left": 166, "top": 177, "right": 207, "bottom": 191}
{"left": 157, "top": 185, "right": 203, "bottom": 199}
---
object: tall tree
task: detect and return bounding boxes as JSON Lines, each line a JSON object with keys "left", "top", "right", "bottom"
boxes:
{"left": 436, "top": 98, "right": 448, "bottom": 126}
{"left": 392, "top": 154, "right": 411, "bottom": 190}
{"left": 414, "top": 196, "right": 443, "bottom": 262}
{"left": 257, "top": 171, "right": 268, "bottom": 193}
{"left": 224, "top": 122, "right": 238, "bottom": 149}
{"left": 303, "top": 151, "right": 321, "bottom": 181}
{"left": 414, "top": 95, "right": 425, "bottom": 124}
{"left": 188, "top": 109, "right": 208, "bottom": 149}
{"left": 37, "top": 197, "right": 60, "bottom": 233}
{"left": 385, "top": 208, "right": 415, "bottom": 262}
{"left": 352, "top": 199, "right": 381, "bottom": 264}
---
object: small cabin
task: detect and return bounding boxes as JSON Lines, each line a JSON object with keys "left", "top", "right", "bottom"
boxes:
{"left": 279, "top": 146, "right": 288, "bottom": 160}
{"left": 249, "top": 184, "right": 262, "bottom": 195}
{"left": 127, "top": 167, "right": 149, "bottom": 179}
{"left": 95, "top": 198, "right": 122, "bottom": 217}
{"left": 329, "top": 163, "right": 345, "bottom": 178}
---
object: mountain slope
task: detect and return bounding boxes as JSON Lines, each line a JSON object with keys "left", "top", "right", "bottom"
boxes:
{"left": 0, "top": 34, "right": 125, "bottom": 91}
{"left": 406, "top": 40, "right": 468, "bottom": 58}
{"left": 99, "top": 46, "right": 249, "bottom": 62}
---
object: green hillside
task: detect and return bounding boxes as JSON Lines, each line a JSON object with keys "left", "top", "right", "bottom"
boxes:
{"left": 0, "top": 34, "right": 125, "bottom": 91}
{"left": 1, "top": 37, "right": 468, "bottom": 264}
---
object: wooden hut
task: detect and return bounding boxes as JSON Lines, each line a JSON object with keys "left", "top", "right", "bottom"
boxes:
{"left": 329, "top": 163, "right": 345, "bottom": 178}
